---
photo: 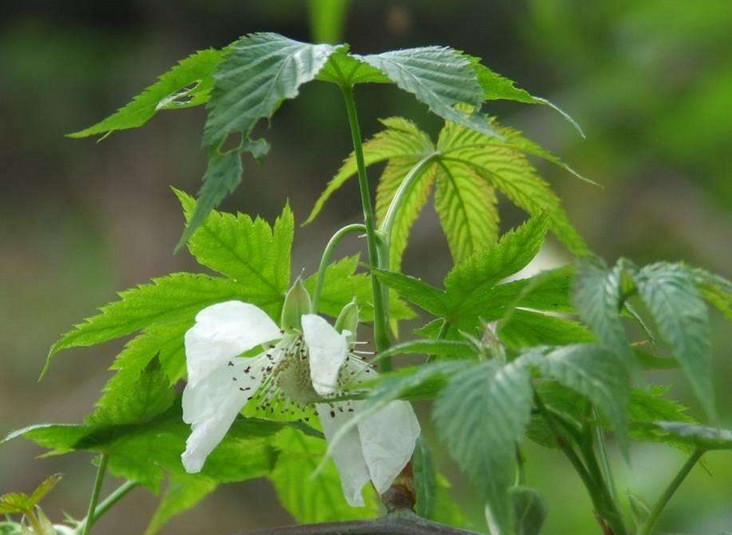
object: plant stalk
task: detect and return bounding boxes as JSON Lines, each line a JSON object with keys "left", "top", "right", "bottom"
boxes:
{"left": 75, "top": 480, "right": 138, "bottom": 535}
{"left": 340, "top": 84, "right": 392, "bottom": 365}
{"left": 80, "top": 454, "right": 109, "bottom": 535}
{"left": 311, "top": 223, "right": 367, "bottom": 314}
{"left": 638, "top": 450, "right": 703, "bottom": 535}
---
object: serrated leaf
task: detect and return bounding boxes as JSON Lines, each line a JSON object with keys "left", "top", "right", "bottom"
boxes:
{"left": 4, "top": 403, "right": 281, "bottom": 491}
{"left": 434, "top": 159, "right": 499, "bottom": 263}
{"left": 373, "top": 270, "right": 450, "bottom": 317}
{"left": 87, "top": 359, "right": 175, "bottom": 427}
{"left": 635, "top": 422, "right": 732, "bottom": 451}
{"left": 434, "top": 360, "right": 534, "bottom": 535}
{"left": 70, "top": 49, "right": 223, "bottom": 138}
{"left": 270, "top": 427, "right": 378, "bottom": 523}
{"left": 633, "top": 263, "right": 715, "bottom": 421}
{"left": 498, "top": 310, "right": 593, "bottom": 349}
{"left": 375, "top": 339, "right": 475, "bottom": 363}
{"left": 573, "top": 258, "right": 635, "bottom": 370}
{"left": 510, "top": 486, "right": 547, "bottom": 535}
{"left": 177, "top": 150, "right": 244, "bottom": 250}
{"left": 355, "top": 47, "right": 497, "bottom": 137}
{"left": 27, "top": 475, "right": 62, "bottom": 508}
{"left": 203, "top": 33, "right": 338, "bottom": 147}
{"left": 316, "top": 46, "right": 390, "bottom": 85}
{"left": 45, "top": 273, "right": 248, "bottom": 374}
{"left": 0, "top": 494, "right": 32, "bottom": 516}
{"left": 531, "top": 345, "right": 629, "bottom": 447}
{"left": 144, "top": 475, "right": 216, "bottom": 535}
{"left": 177, "top": 189, "right": 292, "bottom": 299}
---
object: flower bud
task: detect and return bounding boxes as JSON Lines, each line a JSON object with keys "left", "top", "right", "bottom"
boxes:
{"left": 335, "top": 298, "right": 359, "bottom": 343}
{"left": 281, "top": 278, "right": 312, "bottom": 331}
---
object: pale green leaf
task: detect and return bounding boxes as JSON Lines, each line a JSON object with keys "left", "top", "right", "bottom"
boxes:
{"left": 434, "top": 160, "right": 499, "bottom": 263}
{"left": 144, "top": 475, "right": 217, "bottom": 535}
{"left": 633, "top": 263, "right": 715, "bottom": 421}
{"left": 270, "top": 427, "right": 378, "bottom": 523}
{"left": 70, "top": 49, "right": 223, "bottom": 138}
{"left": 434, "top": 360, "right": 534, "bottom": 535}
{"left": 355, "top": 47, "right": 497, "bottom": 136}
{"left": 203, "top": 33, "right": 338, "bottom": 146}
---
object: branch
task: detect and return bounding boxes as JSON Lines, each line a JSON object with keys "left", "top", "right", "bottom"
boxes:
{"left": 233, "top": 512, "right": 484, "bottom": 535}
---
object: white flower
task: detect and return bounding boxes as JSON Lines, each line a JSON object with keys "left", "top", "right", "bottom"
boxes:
{"left": 181, "top": 300, "right": 421, "bottom": 506}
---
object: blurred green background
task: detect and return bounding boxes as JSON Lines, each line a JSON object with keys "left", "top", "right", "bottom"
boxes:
{"left": 1, "top": 1, "right": 731, "bottom": 534}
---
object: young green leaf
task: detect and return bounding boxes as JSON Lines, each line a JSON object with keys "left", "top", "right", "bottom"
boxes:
{"left": 316, "top": 47, "right": 391, "bottom": 85}
{"left": 509, "top": 486, "right": 547, "bottom": 535}
{"left": 633, "top": 263, "right": 715, "bottom": 421}
{"left": 69, "top": 49, "right": 223, "bottom": 138}
{"left": 270, "top": 427, "right": 379, "bottom": 523}
{"left": 144, "top": 475, "right": 217, "bottom": 535}
{"left": 634, "top": 422, "right": 732, "bottom": 452}
{"left": 355, "top": 47, "right": 497, "bottom": 137}
{"left": 434, "top": 360, "right": 534, "bottom": 535}
{"left": 203, "top": 33, "right": 338, "bottom": 147}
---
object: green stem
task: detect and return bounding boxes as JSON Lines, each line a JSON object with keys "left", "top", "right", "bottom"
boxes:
{"left": 81, "top": 454, "right": 109, "bottom": 535}
{"left": 311, "top": 223, "right": 367, "bottom": 314}
{"left": 379, "top": 154, "right": 438, "bottom": 241}
{"left": 340, "top": 84, "right": 391, "bottom": 364}
{"left": 75, "top": 480, "right": 138, "bottom": 535}
{"left": 595, "top": 420, "right": 618, "bottom": 502}
{"left": 638, "top": 450, "right": 703, "bottom": 535}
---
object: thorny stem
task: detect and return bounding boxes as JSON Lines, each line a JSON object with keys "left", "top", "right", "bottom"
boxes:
{"left": 340, "top": 84, "right": 392, "bottom": 366}
{"left": 638, "top": 450, "right": 703, "bottom": 535}
{"left": 311, "top": 224, "right": 367, "bottom": 314}
{"left": 80, "top": 454, "right": 109, "bottom": 535}
{"left": 74, "top": 480, "right": 138, "bottom": 535}
{"left": 233, "top": 510, "right": 484, "bottom": 535}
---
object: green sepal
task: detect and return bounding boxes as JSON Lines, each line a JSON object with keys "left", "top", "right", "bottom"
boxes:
{"left": 281, "top": 278, "right": 312, "bottom": 331}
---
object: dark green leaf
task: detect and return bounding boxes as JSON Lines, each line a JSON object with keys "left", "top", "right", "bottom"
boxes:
{"left": 373, "top": 270, "right": 450, "bottom": 317}
{"left": 510, "top": 486, "right": 547, "bottom": 535}
{"left": 144, "top": 475, "right": 216, "bottom": 535}
{"left": 70, "top": 49, "right": 223, "bottom": 138}
{"left": 498, "top": 310, "right": 593, "bottom": 349}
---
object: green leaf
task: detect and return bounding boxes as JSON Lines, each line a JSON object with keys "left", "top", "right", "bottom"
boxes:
{"left": 87, "top": 359, "right": 175, "bottom": 427}
{"left": 316, "top": 47, "right": 390, "bottom": 85}
{"left": 469, "top": 58, "right": 585, "bottom": 137}
{"left": 510, "top": 486, "right": 547, "bottom": 535}
{"left": 355, "top": 48, "right": 497, "bottom": 137}
{"left": 177, "top": 189, "right": 292, "bottom": 299}
{"left": 633, "top": 263, "right": 715, "bottom": 421}
{"left": 434, "top": 360, "right": 534, "bottom": 535}
{"left": 444, "top": 214, "right": 549, "bottom": 308}
{"left": 438, "top": 121, "right": 588, "bottom": 256}
{"left": 69, "top": 49, "right": 223, "bottom": 138}
{"left": 144, "top": 475, "right": 216, "bottom": 535}
{"left": 0, "top": 475, "right": 63, "bottom": 516}
{"left": 373, "top": 270, "right": 450, "bottom": 317}
{"left": 27, "top": 475, "right": 62, "bottom": 508}
{"left": 375, "top": 339, "right": 475, "bottom": 362}
{"left": 203, "top": 33, "right": 338, "bottom": 147}
{"left": 434, "top": 159, "right": 499, "bottom": 263}
{"left": 4, "top": 403, "right": 280, "bottom": 491}
{"left": 177, "top": 150, "right": 244, "bottom": 250}
{"left": 691, "top": 267, "right": 732, "bottom": 324}
{"left": 498, "top": 310, "right": 594, "bottom": 349}
{"left": 634, "top": 422, "right": 732, "bottom": 452}
{"left": 531, "top": 345, "right": 629, "bottom": 446}
{"left": 573, "top": 258, "right": 635, "bottom": 370}
{"left": 307, "top": 117, "right": 434, "bottom": 225}
{"left": 413, "top": 436, "right": 437, "bottom": 519}
{"left": 45, "top": 273, "right": 247, "bottom": 374}
{"left": 270, "top": 427, "right": 378, "bottom": 522}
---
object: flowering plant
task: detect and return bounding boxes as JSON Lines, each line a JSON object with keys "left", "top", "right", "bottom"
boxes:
{"left": 3, "top": 29, "right": 732, "bottom": 535}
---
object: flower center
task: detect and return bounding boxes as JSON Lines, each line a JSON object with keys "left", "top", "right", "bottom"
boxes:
{"left": 274, "top": 337, "right": 320, "bottom": 404}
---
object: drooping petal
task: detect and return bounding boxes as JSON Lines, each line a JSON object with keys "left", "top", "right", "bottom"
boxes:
{"left": 316, "top": 403, "right": 371, "bottom": 507}
{"left": 181, "top": 355, "right": 268, "bottom": 473}
{"left": 357, "top": 400, "right": 421, "bottom": 495}
{"left": 302, "top": 314, "right": 349, "bottom": 396}
{"left": 185, "top": 301, "right": 281, "bottom": 386}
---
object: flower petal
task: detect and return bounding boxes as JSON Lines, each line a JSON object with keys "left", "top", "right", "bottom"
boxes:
{"left": 185, "top": 301, "right": 281, "bottom": 386}
{"left": 357, "top": 400, "right": 421, "bottom": 495}
{"left": 302, "top": 314, "right": 349, "bottom": 396}
{"left": 317, "top": 403, "right": 371, "bottom": 507}
{"left": 181, "top": 355, "right": 268, "bottom": 473}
